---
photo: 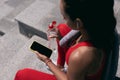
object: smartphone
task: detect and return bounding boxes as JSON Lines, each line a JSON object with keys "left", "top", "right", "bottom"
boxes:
{"left": 30, "top": 41, "right": 52, "bottom": 58}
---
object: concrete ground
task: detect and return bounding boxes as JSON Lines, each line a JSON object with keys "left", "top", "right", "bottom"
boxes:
{"left": 0, "top": 0, "right": 120, "bottom": 80}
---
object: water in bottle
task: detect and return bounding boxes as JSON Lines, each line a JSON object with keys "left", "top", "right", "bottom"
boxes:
{"left": 47, "top": 21, "right": 57, "bottom": 52}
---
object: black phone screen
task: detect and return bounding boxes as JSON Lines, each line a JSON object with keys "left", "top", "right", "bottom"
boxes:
{"left": 30, "top": 41, "right": 52, "bottom": 58}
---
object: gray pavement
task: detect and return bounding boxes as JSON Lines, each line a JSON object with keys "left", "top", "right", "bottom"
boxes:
{"left": 0, "top": 0, "right": 59, "bottom": 80}
{"left": 0, "top": 0, "right": 120, "bottom": 80}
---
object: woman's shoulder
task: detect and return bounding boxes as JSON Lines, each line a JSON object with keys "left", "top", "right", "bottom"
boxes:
{"left": 69, "top": 44, "right": 97, "bottom": 64}
{"left": 70, "top": 41, "right": 97, "bottom": 58}
{"left": 68, "top": 44, "right": 98, "bottom": 78}
{"left": 71, "top": 44, "right": 97, "bottom": 59}
{"left": 67, "top": 41, "right": 100, "bottom": 65}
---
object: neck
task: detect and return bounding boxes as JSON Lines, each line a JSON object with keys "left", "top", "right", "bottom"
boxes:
{"left": 76, "top": 30, "right": 90, "bottom": 43}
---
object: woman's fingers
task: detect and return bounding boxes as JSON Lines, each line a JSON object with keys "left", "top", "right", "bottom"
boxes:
{"left": 35, "top": 51, "right": 48, "bottom": 62}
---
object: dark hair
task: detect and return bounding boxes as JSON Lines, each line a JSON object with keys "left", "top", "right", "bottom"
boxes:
{"left": 63, "top": 0, "right": 116, "bottom": 53}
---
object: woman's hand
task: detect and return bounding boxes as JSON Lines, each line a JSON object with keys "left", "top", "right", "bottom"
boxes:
{"left": 48, "top": 28, "right": 58, "bottom": 38}
{"left": 35, "top": 51, "right": 49, "bottom": 63}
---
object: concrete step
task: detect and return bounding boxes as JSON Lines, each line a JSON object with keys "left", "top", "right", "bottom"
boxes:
{"left": 5, "top": 0, "right": 34, "bottom": 21}
{"left": 114, "top": 0, "right": 120, "bottom": 15}
{"left": 0, "top": 0, "right": 8, "bottom": 5}
{"left": 0, "top": 3, "right": 14, "bottom": 20}
{"left": 15, "top": 0, "right": 62, "bottom": 39}
{"left": 0, "top": 26, "right": 29, "bottom": 80}
{"left": 0, "top": 0, "right": 34, "bottom": 35}
{"left": 0, "top": 18, "right": 18, "bottom": 34}
{"left": 0, "top": 0, "right": 58, "bottom": 80}
{"left": 0, "top": 35, "right": 57, "bottom": 80}
{"left": 114, "top": 0, "right": 120, "bottom": 34}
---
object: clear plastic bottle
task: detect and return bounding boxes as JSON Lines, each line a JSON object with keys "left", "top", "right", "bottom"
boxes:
{"left": 47, "top": 21, "right": 57, "bottom": 51}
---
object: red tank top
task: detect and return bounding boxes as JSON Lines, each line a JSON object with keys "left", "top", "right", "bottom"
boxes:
{"left": 65, "top": 41, "right": 105, "bottom": 80}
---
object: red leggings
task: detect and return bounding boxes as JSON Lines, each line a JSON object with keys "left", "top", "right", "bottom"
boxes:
{"left": 14, "top": 68, "right": 56, "bottom": 80}
{"left": 14, "top": 24, "right": 71, "bottom": 80}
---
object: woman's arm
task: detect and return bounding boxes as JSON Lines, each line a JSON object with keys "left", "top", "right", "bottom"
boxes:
{"left": 56, "top": 39, "right": 66, "bottom": 69}
{"left": 35, "top": 52, "right": 67, "bottom": 80}
{"left": 67, "top": 46, "right": 96, "bottom": 80}
{"left": 46, "top": 60, "right": 68, "bottom": 80}
{"left": 35, "top": 46, "right": 96, "bottom": 80}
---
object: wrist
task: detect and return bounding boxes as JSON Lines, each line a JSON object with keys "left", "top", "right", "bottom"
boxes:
{"left": 57, "top": 64, "right": 64, "bottom": 69}
{"left": 45, "top": 58, "right": 52, "bottom": 65}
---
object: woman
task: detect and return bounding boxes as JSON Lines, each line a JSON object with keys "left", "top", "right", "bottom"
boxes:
{"left": 14, "top": 0, "right": 116, "bottom": 80}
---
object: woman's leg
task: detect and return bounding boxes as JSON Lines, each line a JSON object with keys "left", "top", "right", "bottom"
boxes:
{"left": 56, "top": 23, "right": 71, "bottom": 68}
{"left": 14, "top": 68, "right": 56, "bottom": 80}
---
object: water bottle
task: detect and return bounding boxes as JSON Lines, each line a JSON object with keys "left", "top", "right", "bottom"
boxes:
{"left": 47, "top": 21, "right": 57, "bottom": 51}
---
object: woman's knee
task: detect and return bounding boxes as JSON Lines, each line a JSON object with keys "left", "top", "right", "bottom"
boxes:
{"left": 14, "top": 68, "right": 31, "bottom": 80}
{"left": 57, "top": 23, "right": 71, "bottom": 37}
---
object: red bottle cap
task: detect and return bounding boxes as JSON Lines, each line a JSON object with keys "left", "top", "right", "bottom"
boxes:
{"left": 52, "top": 21, "right": 56, "bottom": 25}
{"left": 49, "top": 21, "right": 56, "bottom": 29}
